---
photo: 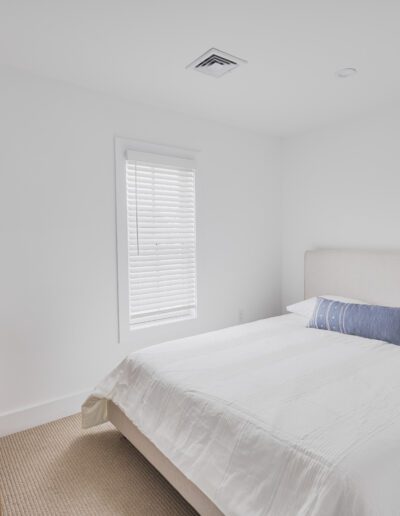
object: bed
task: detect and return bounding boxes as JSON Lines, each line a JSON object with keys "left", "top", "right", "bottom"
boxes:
{"left": 82, "top": 249, "right": 400, "bottom": 516}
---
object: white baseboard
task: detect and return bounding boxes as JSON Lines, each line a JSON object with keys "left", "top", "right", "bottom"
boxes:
{"left": 0, "top": 390, "right": 90, "bottom": 437}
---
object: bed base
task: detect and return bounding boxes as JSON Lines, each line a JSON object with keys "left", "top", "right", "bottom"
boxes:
{"left": 108, "top": 401, "right": 223, "bottom": 516}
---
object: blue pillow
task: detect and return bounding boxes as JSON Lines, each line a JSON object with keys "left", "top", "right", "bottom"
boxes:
{"left": 308, "top": 298, "right": 400, "bottom": 346}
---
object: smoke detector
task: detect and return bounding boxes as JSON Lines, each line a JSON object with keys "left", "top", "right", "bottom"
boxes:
{"left": 186, "top": 48, "right": 247, "bottom": 78}
{"left": 335, "top": 67, "right": 358, "bottom": 79}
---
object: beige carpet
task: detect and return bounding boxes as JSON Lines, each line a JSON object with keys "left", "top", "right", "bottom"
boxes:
{"left": 0, "top": 414, "right": 198, "bottom": 516}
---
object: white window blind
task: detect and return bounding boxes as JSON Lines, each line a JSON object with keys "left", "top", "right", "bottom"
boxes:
{"left": 124, "top": 150, "right": 197, "bottom": 329}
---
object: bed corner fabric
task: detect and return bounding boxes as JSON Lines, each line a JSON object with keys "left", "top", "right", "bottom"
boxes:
{"left": 81, "top": 396, "right": 109, "bottom": 428}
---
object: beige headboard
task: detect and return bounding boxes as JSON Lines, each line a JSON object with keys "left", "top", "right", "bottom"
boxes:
{"left": 305, "top": 249, "right": 400, "bottom": 307}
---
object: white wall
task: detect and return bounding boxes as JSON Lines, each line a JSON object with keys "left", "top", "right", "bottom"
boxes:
{"left": 4, "top": 65, "right": 400, "bottom": 436}
{"left": 282, "top": 107, "right": 400, "bottom": 308}
{"left": 0, "top": 66, "right": 282, "bottom": 433}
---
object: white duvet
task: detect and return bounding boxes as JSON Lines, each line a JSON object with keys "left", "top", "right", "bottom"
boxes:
{"left": 82, "top": 314, "right": 400, "bottom": 516}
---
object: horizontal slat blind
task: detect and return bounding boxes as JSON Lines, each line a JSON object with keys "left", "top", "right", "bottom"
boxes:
{"left": 125, "top": 153, "right": 196, "bottom": 328}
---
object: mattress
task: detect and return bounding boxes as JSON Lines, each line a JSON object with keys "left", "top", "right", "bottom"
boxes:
{"left": 82, "top": 314, "right": 400, "bottom": 516}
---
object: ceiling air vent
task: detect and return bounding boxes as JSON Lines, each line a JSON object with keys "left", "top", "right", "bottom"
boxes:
{"left": 186, "top": 48, "right": 247, "bottom": 78}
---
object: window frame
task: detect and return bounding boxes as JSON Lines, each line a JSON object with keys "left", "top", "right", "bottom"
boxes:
{"left": 114, "top": 137, "right": 198, "bottom": 342}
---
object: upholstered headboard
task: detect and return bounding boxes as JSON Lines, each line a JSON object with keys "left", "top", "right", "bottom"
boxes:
{"left": 305, "top": 249, "right": 400, "bottom": 307}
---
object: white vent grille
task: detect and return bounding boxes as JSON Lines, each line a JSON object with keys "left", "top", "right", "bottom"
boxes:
{"left": 186, "top": 48, "right": 247, "bottom": 78}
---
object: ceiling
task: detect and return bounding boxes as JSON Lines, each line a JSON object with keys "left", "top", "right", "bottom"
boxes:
{"left": 1, "top": 0, "right": 400, "bottom": 136}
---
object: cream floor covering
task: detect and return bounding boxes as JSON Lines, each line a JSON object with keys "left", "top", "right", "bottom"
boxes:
{"left": 0, "top": 414, "right": 198, "bottom": 516}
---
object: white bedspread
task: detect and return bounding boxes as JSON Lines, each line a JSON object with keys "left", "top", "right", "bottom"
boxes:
{"left": 82, "top": 314, "right": 400, "bottom": 516}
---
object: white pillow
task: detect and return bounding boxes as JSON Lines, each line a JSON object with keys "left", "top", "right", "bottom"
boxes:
{"left": 286, "top": 295, "right": 367, "bottom": 319}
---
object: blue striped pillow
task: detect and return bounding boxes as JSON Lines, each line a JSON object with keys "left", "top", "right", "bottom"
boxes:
{"left": 308, "top": 298, "right": 400, "bottom": 346}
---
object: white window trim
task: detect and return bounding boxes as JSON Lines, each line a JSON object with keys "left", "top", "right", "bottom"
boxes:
{"left": 115, "top": 137, "right": 198, "bottom": 342}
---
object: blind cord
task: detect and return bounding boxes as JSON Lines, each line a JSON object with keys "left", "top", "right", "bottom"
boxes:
{"left": 134, "top": 162, "right": 140, "bottom": 256}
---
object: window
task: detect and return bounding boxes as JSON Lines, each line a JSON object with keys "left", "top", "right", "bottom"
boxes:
{"left": 115, "top": 138, "right": 197, "bottom": 338}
